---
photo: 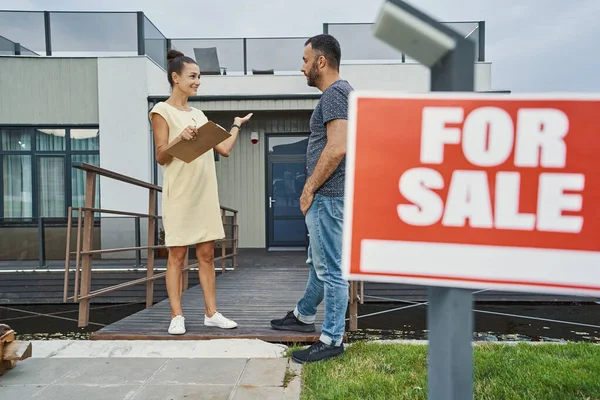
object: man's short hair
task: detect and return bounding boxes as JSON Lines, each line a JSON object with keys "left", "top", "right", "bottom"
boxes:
{"left": 305, "top": 34, "right": 341, "bottom": 70}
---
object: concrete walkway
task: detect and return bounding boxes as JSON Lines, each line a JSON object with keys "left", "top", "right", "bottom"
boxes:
{"left": 27, "top": 339, "right": 288, "bottom": 359}
{"left": 0, "top": 340, "right": 302, "bottom": 400}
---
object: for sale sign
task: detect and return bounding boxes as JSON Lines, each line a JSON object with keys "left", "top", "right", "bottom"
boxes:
{"left": 341, "top": 93, "right": 600, "bottom": 297}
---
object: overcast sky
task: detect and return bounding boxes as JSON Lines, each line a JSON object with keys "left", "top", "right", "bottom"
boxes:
{"left": 1, "top": 0, "right": 599, "bottom": 93}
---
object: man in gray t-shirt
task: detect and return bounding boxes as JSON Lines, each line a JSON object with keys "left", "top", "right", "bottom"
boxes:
{"left": 306, "top": 79, "right": 354, "bottom": 197}
{"left": 270, "top": 34, "right": 353, "bottom": 364}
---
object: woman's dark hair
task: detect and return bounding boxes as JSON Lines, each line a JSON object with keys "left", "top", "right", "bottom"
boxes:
{"left": 166, "top": 49, "right": 197, "bottom": 87}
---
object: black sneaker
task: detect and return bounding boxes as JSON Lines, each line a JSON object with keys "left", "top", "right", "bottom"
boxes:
{"left": 270, "top": 311, "right": 315, "bottom": 332}
{"left": 292, "top": 340, "right": 344, "bottom": 364}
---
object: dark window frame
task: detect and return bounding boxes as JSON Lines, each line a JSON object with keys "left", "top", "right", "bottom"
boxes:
{"left": 0, "top": 124, "right": 100, "bottom": 226}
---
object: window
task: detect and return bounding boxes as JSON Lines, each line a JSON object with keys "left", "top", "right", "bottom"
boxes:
{"left": 0, "top": 127, "right": 100, "bottom": 221}
{"left": 3, "top": 154, "right": 32, "bottom": 218}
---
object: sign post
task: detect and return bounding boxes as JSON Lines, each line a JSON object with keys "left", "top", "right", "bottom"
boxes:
{"left": 342, "top": 1, "right": 600, "bottom": 399}
{"left": 373, "top": 2, "right": 477, "bottom": 398}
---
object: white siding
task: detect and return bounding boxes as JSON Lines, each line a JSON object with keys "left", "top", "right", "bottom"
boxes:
{"left": 0, "top": 56, "right": 99, "bottom": 124}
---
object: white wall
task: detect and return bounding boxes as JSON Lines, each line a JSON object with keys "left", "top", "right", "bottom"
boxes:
{"left": 146, "top": 58, "right": 169, "bottom": 95}
{"left": 344, "top": 62, "right": 492, "bottom": 92}
{"left": 474, "top": 62, "right": 492, "bottom": 91}
{"left": 161, "top": 62, "right": 493, "bottom": 96}
{"left": 97, "top": 57, "right": 154, "bottom": 258}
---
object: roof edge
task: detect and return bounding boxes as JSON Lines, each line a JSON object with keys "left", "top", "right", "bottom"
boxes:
{"left": 147, "top": 90, "right": 510, "bottom": 103}
{"left": 147, "top": 94, "right": 322, "bottom": 102}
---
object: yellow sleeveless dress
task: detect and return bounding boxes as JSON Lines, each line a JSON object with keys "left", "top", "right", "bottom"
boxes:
{"left": 149, "top": 102, "right": 225, "bottom": 247}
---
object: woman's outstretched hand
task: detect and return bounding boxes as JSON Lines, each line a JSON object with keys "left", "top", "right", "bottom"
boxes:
{"left": 234, "top": 113, "right": 253, "bottom": 126}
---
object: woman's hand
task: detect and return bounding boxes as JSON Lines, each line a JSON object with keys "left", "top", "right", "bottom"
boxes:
{"left": 215, "top": 113, "right": 253, "bottom": 157}
{"left": 180, "top": 125, "right": 197, "bottom": 140}
{"left": 234, "top": 113, "right": 253, "bottom": 126}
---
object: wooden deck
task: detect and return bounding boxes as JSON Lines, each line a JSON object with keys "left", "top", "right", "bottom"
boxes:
{"left": 89, "top": 249, "right": 599, "bottom": 343}
{"left": 90, "top": 263, "right": 324, "bottom": 343}
{"left": 3, "top": 249, "right": 598, "bottom": 305}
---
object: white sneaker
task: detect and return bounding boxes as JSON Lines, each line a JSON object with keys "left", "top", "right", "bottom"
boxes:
{"left": 204, "top": 312, "right": 238, "bottom": 329}
{"left": 168, "top": 315, "right": 186, "bottom": 335}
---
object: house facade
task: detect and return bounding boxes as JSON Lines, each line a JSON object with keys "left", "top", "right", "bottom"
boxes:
{"left": 0, "top": 11, "right": 502, "bottom": 260}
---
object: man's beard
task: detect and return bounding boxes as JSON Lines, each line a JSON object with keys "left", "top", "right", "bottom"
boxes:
{"left": 306, "top": 61, "right": 320, "bottom": 87}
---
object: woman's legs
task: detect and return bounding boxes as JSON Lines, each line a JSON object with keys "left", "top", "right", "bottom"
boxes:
{"left": 166, "top": 246, "right": 187, "bottom": 318}
{"left": 196, "top": 241, "right": 237, "bottom": 328}
{"left": 195, "top": 241, "right": 217, "bottom": 317}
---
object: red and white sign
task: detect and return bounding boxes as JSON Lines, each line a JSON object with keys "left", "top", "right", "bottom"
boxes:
{"left": 341, "top": 93, "right": 600, "bottom": 297}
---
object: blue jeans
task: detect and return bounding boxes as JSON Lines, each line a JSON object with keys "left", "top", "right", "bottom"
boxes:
{"left": 294, "top": 194, "right": 348, "bottom": 346}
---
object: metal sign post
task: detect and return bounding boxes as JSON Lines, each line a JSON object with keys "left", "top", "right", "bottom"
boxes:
{"left": 372, "top": 1, "right": 476, "bottom": 398}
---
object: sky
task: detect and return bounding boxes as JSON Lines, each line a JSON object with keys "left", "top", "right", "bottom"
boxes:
{"left": 1, "top": 0, "right": 599, "bottom": 93}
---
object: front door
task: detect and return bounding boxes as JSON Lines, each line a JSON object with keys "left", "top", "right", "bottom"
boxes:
{"left": 266, "top": 135, "right": 309, "bottom": 249}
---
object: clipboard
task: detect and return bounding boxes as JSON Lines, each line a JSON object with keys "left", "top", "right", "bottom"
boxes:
{"left": 166, "top": 121, "right": 231, "bottom": 163}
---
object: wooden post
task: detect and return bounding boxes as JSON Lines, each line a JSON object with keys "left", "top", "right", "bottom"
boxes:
{"left": 221, "top": 209, "right": 226, "bottom": 274}
{"left": 78, "top": 172, "right": 96, "bottom": 327}
{"left": 182, "top": 250, "right": 189, "bottom": 291}
{"left": 349, "top": 280, "right": 358, "bottom": 332}
{"left": 360, "top": 281, "right": 364, "bottom": 304}
{"left": 233, "top": 212, "right": 238, "bottom": 269}
{"left": 146, "top": 189, "right": 156, "bottom": 308}
{"left": 63, "top": 207, "right": 73, "bottom": 302}
{"left": 73, "top": 208, "right": 83, "bottom": 301}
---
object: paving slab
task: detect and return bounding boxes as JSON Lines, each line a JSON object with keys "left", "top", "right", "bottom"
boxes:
{"left": 28, "top": 340, "right": 73, "bottom": 358}
{"left": 0, "top": 358, "right": 78, "bottom": 385}
{"left": 0, "top": 385, "right": 45, "bottom": 400}
{"left": 232, "top": 386, "right": 285, "bottom": 400}
{"left": 240, "top": 358, "right": 289, "bottom": 387}
{"left": 58, "top": 358, "right": 167, "bottom": 385}
{"left": 33, "top": 384, "right": 141, "bottom": 400}
{"left": 283, "top": 360, "right": 303, "bottom": 400}
{"left": 130, "top": 384, "right": 234, "bottom": 400}
{"left": 0, "top": 355, "right": 301, "bottom": 400}
{"left": 146, "top": 358, "right": 247, "bottom": 385}
{"left": 29, "top": 339, "right": 286, "bottom": 358}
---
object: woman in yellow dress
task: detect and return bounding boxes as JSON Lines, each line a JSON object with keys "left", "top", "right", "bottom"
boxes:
{"left": 150, "top": 50, "right": 252, "bottom": 335}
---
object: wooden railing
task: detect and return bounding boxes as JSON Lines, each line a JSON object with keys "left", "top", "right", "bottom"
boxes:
{"left": 63, "top": 163, "right": 239, "bottom": 327}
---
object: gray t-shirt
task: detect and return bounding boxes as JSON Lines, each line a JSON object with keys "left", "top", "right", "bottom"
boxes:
{"left": 306, "top": 79, "right": 354, "bottom": 197}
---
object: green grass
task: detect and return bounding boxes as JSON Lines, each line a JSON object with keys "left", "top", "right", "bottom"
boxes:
{"left": 298, "top": 342, "right": 600, "bottom": 400}
{"left": 286, "top": 343, "right": 305, "bottom": 357}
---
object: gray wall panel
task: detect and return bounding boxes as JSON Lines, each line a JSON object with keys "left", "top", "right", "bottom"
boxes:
{"left": 190, "top": 107, "right": 312, "bottom": 248}
{"left": 0, "top": 57, "right": 99, "bottom": 124}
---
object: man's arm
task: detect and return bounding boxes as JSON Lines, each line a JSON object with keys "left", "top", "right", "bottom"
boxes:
{"left": 304, "top": 118, "right": 347, "bottom": 193}
{"left": 300, "top": 118, "right": 348, "bottom": 215}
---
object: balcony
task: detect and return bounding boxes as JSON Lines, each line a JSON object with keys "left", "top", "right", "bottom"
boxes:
{"left": 0, "top": 10, "right": 486, "bottom": 74}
